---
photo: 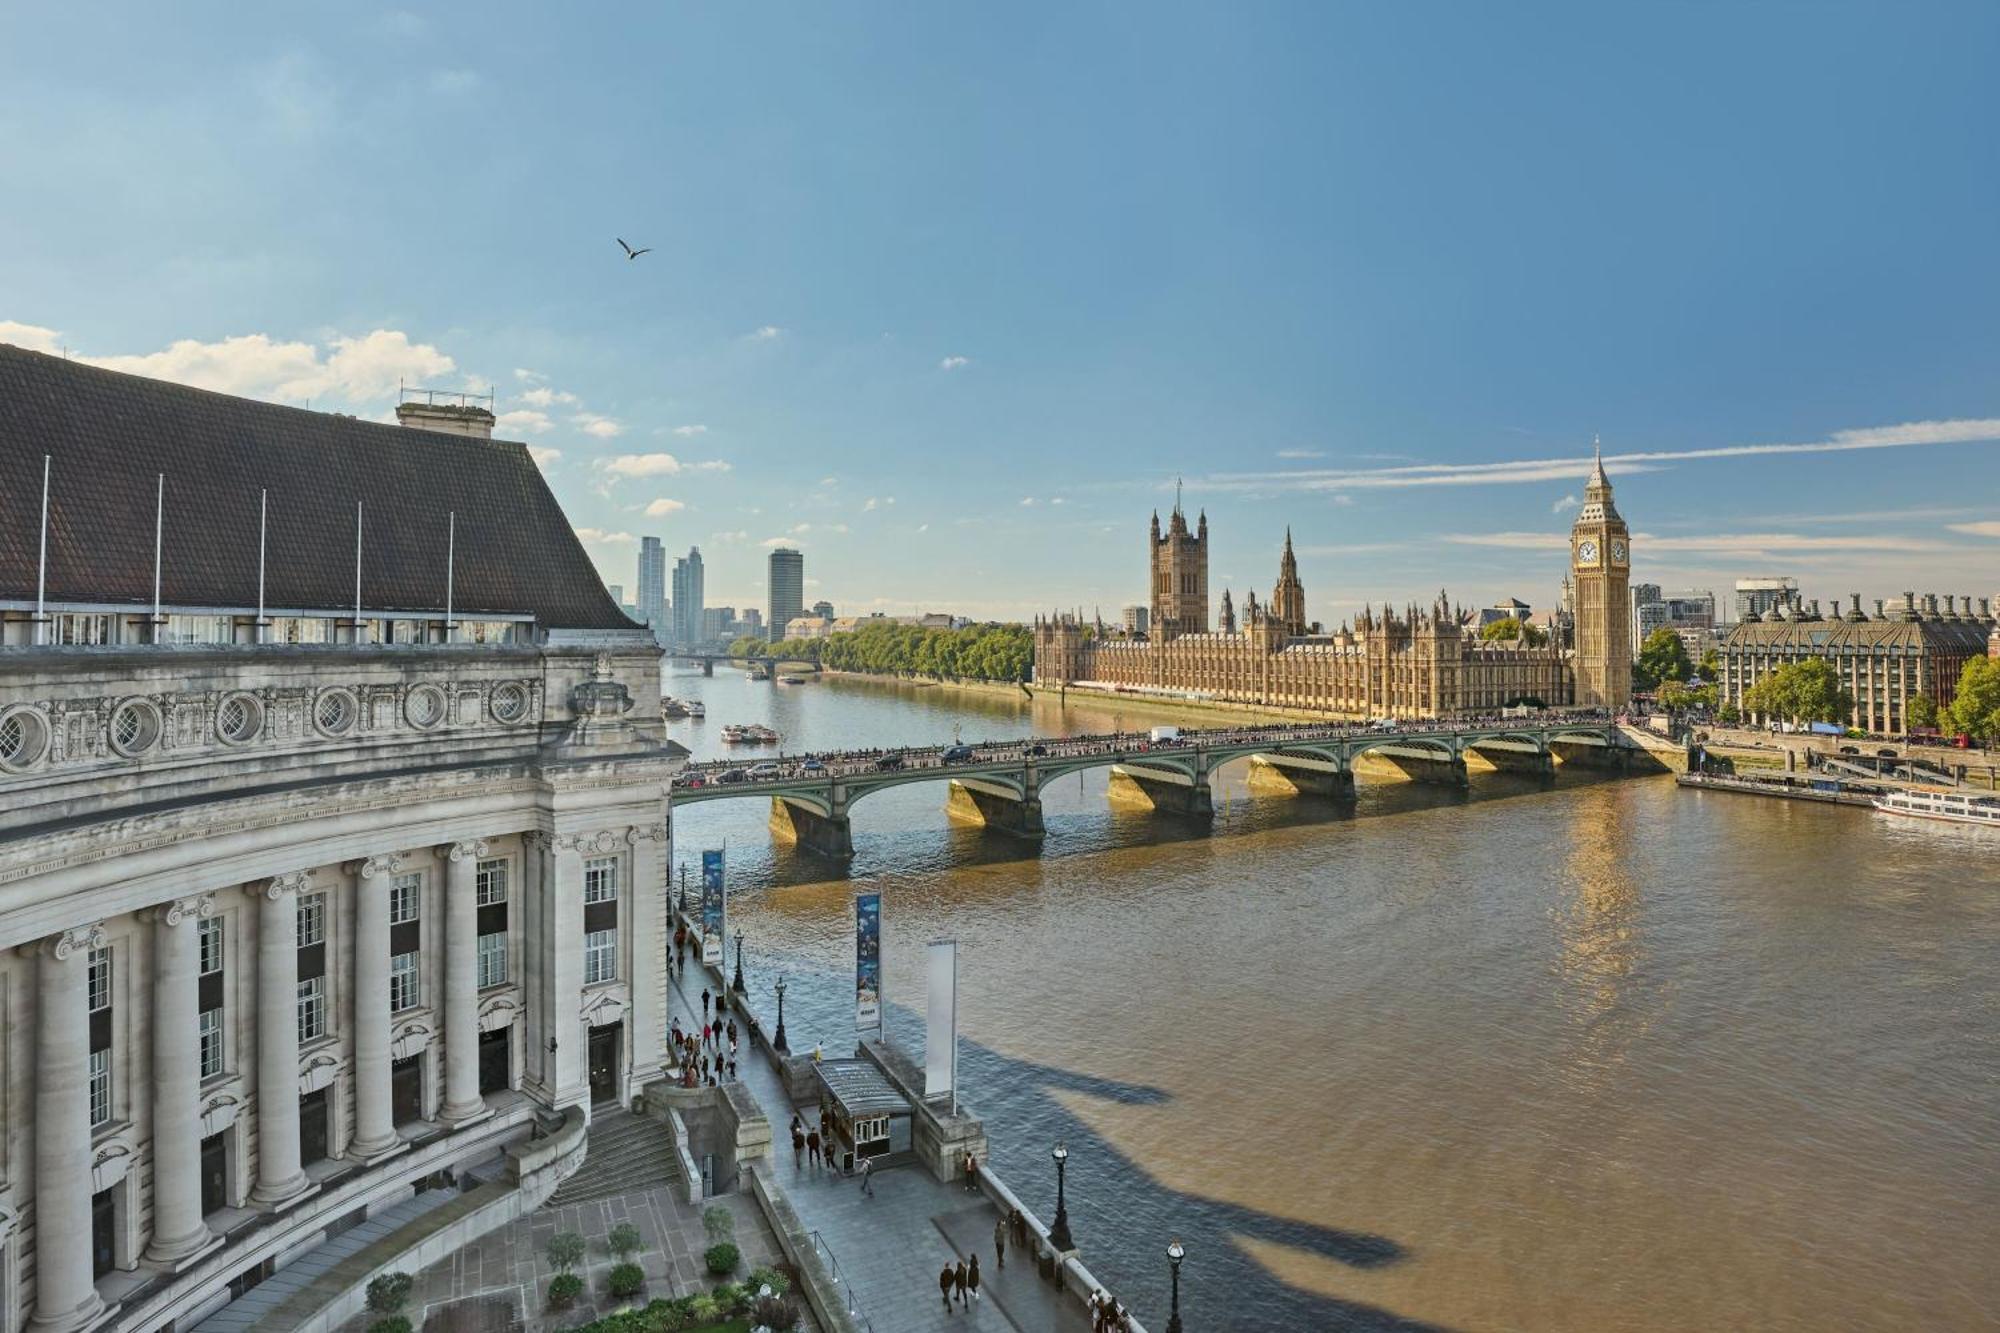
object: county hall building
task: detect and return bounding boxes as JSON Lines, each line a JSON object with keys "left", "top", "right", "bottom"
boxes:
{"left": 1034, "top": 452, "right": 1635, "bottom": 717}
{"left": 0, "top": 345, "right": 683, "bottom": 1331}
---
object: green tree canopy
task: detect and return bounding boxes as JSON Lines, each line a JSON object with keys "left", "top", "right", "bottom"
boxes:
{"left": 797, "top": 621, "right": 1036, "bottom": 683}
{"left": 1634, "top": 627, "right": 1694, "bottom": 690}
{"left": 1946, "top": 657, "right": 2000, "bottom": 743}
{"left": 1479, "top": 617, "right": 1547, "bottom": 647}
{"left": 1697, "top": 648, "right": 1720, "bottom": 683}
{"left": 1906, "top": 692, "right": 1940, "bottom": 729}
{"left": 1741, "top": 657, "right": 1854, "bottom": 726}
{"left": 1657, "top": 681, "right": 1717, "bottom": 712}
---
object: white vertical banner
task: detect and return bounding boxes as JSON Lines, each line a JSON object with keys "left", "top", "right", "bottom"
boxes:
{"left": 925, "top": 939, "right": 958, "bottom": 1107}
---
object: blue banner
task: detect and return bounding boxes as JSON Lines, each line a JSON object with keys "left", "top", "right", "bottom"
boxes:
{"left": 855, "top": 892, "right": 881, "bottom": 1031}
{"left": 701, "top": 849, "right": 725, "bottom": 965}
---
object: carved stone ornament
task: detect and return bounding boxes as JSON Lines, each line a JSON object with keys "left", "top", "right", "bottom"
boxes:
{"left": 626, "top": 823, "right": 669, "bottom": 845}
{"left": 345, "top": 853, "right": 406, "bottom": 880}
{"left": 264, "top": 870, "right": 312, "bottom": 899}
{"left": 524, "top": 830, "right": 556, "bottom": 853}
{"left": 438, "top": 839, "right": 491, "bottom": 863}
{"left": 45, "top": 923, "right": 108, "bottom": 961}
{"left": 159, "top": 894, "right": 215, "bottom": 928}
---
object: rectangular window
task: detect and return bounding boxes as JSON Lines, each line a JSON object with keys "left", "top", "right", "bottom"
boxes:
{"left": 297, "top": 893, "right": 326, "bottom": 948}
{"left": 389, "top": 874, "right": 421, "bottom": 924}
{"left": 389, "top": 952, "right": 419, "bottom": 1011}
{"left": 87, "top": 947, "right": 112, "bottom": 1013}
{"left": 477, "top": 932, "right": 508, "bottom": 989}
{"left": 88, "top": 1048, "right": 111, "bottom": 1128}
{"left": 198, "top": 917, "right": 224, "bottom": 975}
{"left": 475, "top": 859, "right": 508, "bottom": 905}
{"left": 297, "top": 976, "right": 326, "bottom": 1044}
{"left": 583, "top": 928, "right": 617, "bottom": 985}
{"left": 583, "top": 857, "right": 618, "bottom": 904}
{"left": 199, "top": 1007, "right": 224, "bottom": 1078}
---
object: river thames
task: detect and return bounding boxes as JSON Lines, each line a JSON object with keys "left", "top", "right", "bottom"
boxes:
{"left": 664, "top": 669, "right": 1999, "bottom": 1332}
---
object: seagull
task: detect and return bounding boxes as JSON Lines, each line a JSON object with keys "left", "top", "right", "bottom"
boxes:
{"left": 617, "top": 238, "right": 653, "bottom": 260}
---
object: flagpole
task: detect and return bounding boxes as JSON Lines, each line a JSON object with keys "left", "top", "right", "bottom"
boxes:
{"left": 33, "top": 455, "right": 49, "bottom": 645}
{"left": 256, "top": 488, "right": 268, "bottom": 642}
{"left": 151, "top": 473, "right": 164, "bottom": 638}
{"left": 444, "top": 510, "right": 456, "bottom": 642}
{"left": 353, "top": 501, "right": 364, "bottom": 642}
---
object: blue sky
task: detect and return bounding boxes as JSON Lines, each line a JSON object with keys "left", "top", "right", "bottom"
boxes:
{"left": 4, "top": 3, "right": 1998, "bottom": 623}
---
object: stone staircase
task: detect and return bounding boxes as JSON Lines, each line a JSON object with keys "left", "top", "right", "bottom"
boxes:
{"left": 544, "top": 1109, "right": 682, "bottom": 1207}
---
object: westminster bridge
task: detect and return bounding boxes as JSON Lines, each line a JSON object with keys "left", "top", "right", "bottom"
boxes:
{"left": 668, "top": 715, "right": 1645, "bottom": 858}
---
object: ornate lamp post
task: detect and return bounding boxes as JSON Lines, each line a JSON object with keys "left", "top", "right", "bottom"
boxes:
{"left": 1047, "top": 1143, "right": 1074, "bottom": 1252}
{"left": 1166, "top": 1238, "right": 1185, "bottom": 1333}
{"left": 732, "top": 929, "right": 747, "bottom": 994}
{"left": 773, "top": 975, "right": 790, "bottom": 1053}
{"left": 678, "top": 865, "right": 688, "bottom": 917}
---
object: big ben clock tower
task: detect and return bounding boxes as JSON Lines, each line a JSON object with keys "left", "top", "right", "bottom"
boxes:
{"left": 1570, "top": 437, "right": 1631, "bottom": 710}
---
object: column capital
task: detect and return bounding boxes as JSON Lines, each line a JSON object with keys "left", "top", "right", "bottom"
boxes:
{"left": 343, "top": 853, "right": 405, "bottom": 880}
{"left": 553, "top": 828, "right": 625, "bottom": 855}
{"left": 149, "top": 894, "right": 215, "bottom": 928}
{"left": 627, "top": 822, "right": 669, "bottom": 846}
{"left": 436, "top": 838, "right": 490, "bottom": 864}
{"left": 25, "top": 923, "right": 106, "bottom": 962}
{"left": 263, "top": 870, "right": 312, "bottom": 900}
{"left": 524, "top": 830, "right": 556, "bottom": 853}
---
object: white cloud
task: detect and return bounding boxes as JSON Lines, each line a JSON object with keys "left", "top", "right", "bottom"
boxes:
{"left": 863, "top": 497, "right": 879, "bottom": 512}
{"left": 751, "top": 326, "right": 784, "bottom": 340}
{"left": 519, "top": 386, "right": 578, "bottom": 408}
{"left": 574, "top": 527, "right": 637, "bottom": 546}
{"left": 1276, "top": 448, "right": 1325, "bottom": 459}
{"left": 573, "top": 412, "right": 624, "bottom": 439}
{"left": 496, "top": 409, "right": 553, "bottom": 436}
{"left": 644, "top": 498, "right": 686, "bottom": 517}
{"left": 689, "top": 459, "right": 731, "bottom": 473}
{"left": 1019, "top": 497, "right": 1036, "bottom": 507}
{"left": 940, "top": 355, "right": 970, "bottom": 371}
{"left": 513, "top": 367, "right": 546, "bottom": 384}
{"left": 526, "top": 446, "right": 561, "bottom": 469}
{"left": 672, "top": 424, "right": 708, "bottom": 437}
{"left": 0, "top": 320, "right": 62, "bottom": 353}
{"left": 1050, "top": 497, "right": 1066, "bottom": 506}
{"left": 1946, "top": 521, "right": 2000, "bottom": 538}
{"left": 1551, "top": 493, "right": 1580, "bottom": 513}
{"left": 711, "top": 530, "right": 750, "bottom": 543}
{"left": 760, "top": 536, "right": 797, "bottom": 548}
{"left": 1446, "top": 530, "right": 1962, "bottom": 556}
{"left": 917, "top": 523, "right": 930, "bottom": 533}
{"left": 48, "top": 327, "right": 456, "bottom": 406}
{"left": 599, "top": 453, "right": 731, "bottom": 479}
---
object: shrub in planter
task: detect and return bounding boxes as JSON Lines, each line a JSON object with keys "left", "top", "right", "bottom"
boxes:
{"left": 701, "top": 1205, "right": 735, "bottom": 1246}
{"left": 367, "top": 1318, "right": 412, "bottom": 1333}
{"left": 685, "top": 1294, "right": 720, "bottom": 1324}
{"left": 547, "top": 1272, "right": 584, "bottom": 1310}
{"left": 704, "top": 1241, "right": 740, "bottom": 1276}
{"left": 366, "top": 1272, "right": 414, "bottom": 1318}
{"left": 752, "top": 1294, "right": 802, "bottom": 1331}
{"left": 747, "top": 1266, "right": 790, "bottom": 1297}
{"left": 547, "top": 1231, "right": 588, "bottom": 1274}
{"left": 607, "top": 1222, "right": 644, "bottom": 1262}
{"left": 606, "top": 1262, "right": 645, "bottom": 1299}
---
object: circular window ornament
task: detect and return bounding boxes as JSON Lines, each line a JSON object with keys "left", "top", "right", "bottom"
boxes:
{"left": 0, "top": 707, "right": 51, "bottom": 771}
{"left": 405, "top": 684, "right": 447, "bottom": 730}
{"left": 313, "top": 688, "right": 358, "bottom": 737}
{"left": 215, "top": 692, "right": 264, "bottom": 746}
{"left": 489, "top": 682, "right": 529, "bottom": 725}
{"left": 109, "top": 699, "right": 162, "bottom": 758}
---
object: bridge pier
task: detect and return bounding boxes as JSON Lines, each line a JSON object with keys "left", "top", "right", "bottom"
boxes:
{"left": 1352, "top": 749, "right": 1470, "bottom": 788}
{"left": 945, "top": 780, "right": 1046, "bottom": 839}
{"left": 1107, "top": 765, "right": 1215, "bottom": 821}
{"left": 769, "top": 796, "right": 854, "bottom": 859}
{"left": 702, "top": 660, "right": 714, "bottom": 677}
{"left": 1246, "top": 755, "right": 1356, "bottom": 801}
{"left": 1464, "top": 746, "right": 1556, "bottom": 779}
{"left": 1550, "top": 741, "right": 1631, "bottom": 773}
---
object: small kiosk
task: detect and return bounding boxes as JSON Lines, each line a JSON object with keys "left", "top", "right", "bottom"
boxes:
{"left": 812, "top": 1058, "right": 914, "bottom": 1172}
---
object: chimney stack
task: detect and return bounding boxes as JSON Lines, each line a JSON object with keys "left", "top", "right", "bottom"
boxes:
{"left": 395, "top": 385, "right": 496, "bottom": 440}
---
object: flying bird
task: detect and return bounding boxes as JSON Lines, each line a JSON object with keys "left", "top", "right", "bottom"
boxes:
{"left": 617, "top": 238, "right": 652, "bottom": 260}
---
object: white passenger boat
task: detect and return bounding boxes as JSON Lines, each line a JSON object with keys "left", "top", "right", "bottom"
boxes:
{"left": 1871, "top": 787, "right": 2000, "bottom": 827}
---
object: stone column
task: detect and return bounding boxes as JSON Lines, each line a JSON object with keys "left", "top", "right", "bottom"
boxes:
{"left": 348, "top": 860, "right": 400, "bottom": 1161}
{"left": 250, "top": 873, "right": 310, "bottom": 1208}
{"left": 627, "top": 820, "right": 670, "bottom": 1086}
{"left": 144, "top": 897, "right": 215, "bottom": 1265}
{"left": 545, "top": 839, "right": 587, "bottom": 1109}
{"left": 439, "top": 839, "right": 488, "bottom": 1125}
{"left": 29, "top": 925, "right": 108, "bottom": 1333}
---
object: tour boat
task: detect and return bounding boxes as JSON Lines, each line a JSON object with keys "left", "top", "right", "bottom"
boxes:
{"left": 1870, "top": 788, "right": 2000, "bottom": 827}
{"left": 662, "top": 697, "right": 690, "bottom": 719}
{"left": 721, "top": 723, "right": 781, "bottom": 745}
{"left": 684, "top": 700, "right": 706, "bottom": 718}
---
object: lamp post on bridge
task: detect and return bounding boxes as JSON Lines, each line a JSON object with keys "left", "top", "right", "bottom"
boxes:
{"left": 1047, "top": 1143, "right": 1075, "bottom": 1253}
{"left": 772, "top": 975, "right": 789, "bottom": 1053}
{"left": 1166, "top": 1238, "right": 1185, "bottom": 1333}
{"left": 732, "top": 928, "right": 747, "bottom": 994}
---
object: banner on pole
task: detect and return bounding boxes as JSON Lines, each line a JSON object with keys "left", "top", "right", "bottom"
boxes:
{"left": 925, "top": 939, "right": 958, "bottom": 1103}
{"left": 855, "top": 892, "right": 881, "bottom": 1031}
{"left": 700, "top": 849, "right": 725, "bottom": 965}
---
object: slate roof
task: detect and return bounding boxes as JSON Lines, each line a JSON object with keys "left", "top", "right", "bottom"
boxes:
{"left": 0, "top": 343, "right": 634, "bottom": 630}
{"left": 812, "top": 1058, "right": 913, "bottom": 1119}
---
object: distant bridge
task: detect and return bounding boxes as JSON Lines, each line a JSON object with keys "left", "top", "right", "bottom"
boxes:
{"left": 664, "top": 651, "right": 821, "bottom": 678}
{"left": 669, "top": 719, "right": 1639, "bottom": 857}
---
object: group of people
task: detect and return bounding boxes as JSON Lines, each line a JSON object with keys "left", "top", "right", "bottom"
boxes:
{"left": 668, "top": 985, "right": 739, "bottom": 1088}
{"left": 1086, "top": 1289, "right": 1135, "bottom": 1331}
{"left": 788, "top": 1113, "right": 839, "bottom": 1174}
{"left": 937, "top": 1253, "right": 983, "bottom": 1313}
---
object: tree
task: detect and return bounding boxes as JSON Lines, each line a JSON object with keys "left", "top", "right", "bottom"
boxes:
{"left": 1658, "top": 681, "right": 1717, "bottom": 712}
{"left": 1698, "top": 648, "right": 1720, "bottom": 684}
{"left": 1480, "top": 617, "right": 1547, "bottom": 648}
{"left": 1634, "top": 627, "right": 1693, "bottom": 691}
{"left": 1717, "top": 701, "right": 1741, "bottom": 725}
{"left": 1907, "top": 692, "right": 1940, "bottom": 729}
{"left": 1741, "top": 658, "right": 1854, "bottom": 726}
{"left": 1947, "top": 656, "right": 2000, "bottom": 744}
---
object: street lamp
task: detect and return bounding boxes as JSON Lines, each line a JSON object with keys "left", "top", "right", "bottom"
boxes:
{"left": 1047, "top": 1143, "right": 1074, "bottom": 1252}
{"left": 678, "top": 865, "right": 688, "bottom": 916}
{"left": 773, "top": 975, "right": 789, "bottom": 1054}
{"left": 1166, "top": 1238, "right": 1185, "bottom": 1333}
{"left": 732, "top": 929, "right": 747, "bottom": 994}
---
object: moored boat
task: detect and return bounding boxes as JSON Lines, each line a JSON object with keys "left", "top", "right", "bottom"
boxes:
{"left": 1871, "top": 787, "right": 2000, "bottom": 827}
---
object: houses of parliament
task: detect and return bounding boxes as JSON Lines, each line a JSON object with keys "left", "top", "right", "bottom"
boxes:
{"left": 1033, "top": 453, "right": 1633, "bottom": 718}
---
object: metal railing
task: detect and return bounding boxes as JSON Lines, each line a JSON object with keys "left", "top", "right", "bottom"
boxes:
{"left": 806, "top": 1228, "right": 878, "bottom": 1332}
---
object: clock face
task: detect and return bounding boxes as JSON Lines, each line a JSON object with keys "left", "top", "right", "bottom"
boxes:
{"left": 1577, "top": 538, "right": 1599, "bottom": 565}
{"left": 1610, "top": 539, "right": 1627, "bottom": 564}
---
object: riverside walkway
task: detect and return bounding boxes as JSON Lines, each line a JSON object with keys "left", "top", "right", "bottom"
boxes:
{"left": 665, "top": 965, "right": 1099, "bottom": 1333}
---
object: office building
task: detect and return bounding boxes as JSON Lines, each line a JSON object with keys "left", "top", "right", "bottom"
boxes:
{"left": 767, "top": 549, "right": 804, "bottom": 643}
{"left": 636, "top": 538, "right": 667, "bottom": 641}
{"left": 670, "top": 547, "right": 704, "bottom": 649}
{"left": 1733, "top": 577, "right": 1797, "bottom": 627}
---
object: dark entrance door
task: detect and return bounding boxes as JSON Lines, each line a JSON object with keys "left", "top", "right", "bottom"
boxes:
{"left": 478, "top": 1027, "right": 511, "bottom": 1095}
{"left": 587, "top": 1022, "right": 622, "bottom": 1104}
{"left": 200, "top": 1130, "right": 228, "bottom": 1216}
{"left": 299, "top": 1088, "right": 329, "bottom": 1167}
{"left": 91, "top": 1186, "right": 115, "bottom": 1278}
{"left": 392, "top": 1056, "right": 423, "bottom": 1125}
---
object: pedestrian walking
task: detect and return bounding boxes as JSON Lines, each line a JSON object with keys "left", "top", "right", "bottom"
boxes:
{"left": 939, "top": 1263, "right": 955, "bottom": 1314}
{"left": 791, "top": 1121, "right": 805, "bottom": 1168}
{"left": 967, "top": 1253, "right": 981, "bottom": 1303}
{"left": 807, "top": 1127, "right": 821, "bottom": 1169}
{"left": 953, "top": 1258, "right": 968, "bottom": 1307}
{"left": 858, "top": 1154, "right": 874, "bottom": 1197}
{"left": 727, "top": 1018, "right": 738, "bottom": 1046}
{"left": 701, "top": 987, "right": 711, "bottom": 1017}
{"left": 994, "top": 1214, "right": 1006, "bottom": 1269}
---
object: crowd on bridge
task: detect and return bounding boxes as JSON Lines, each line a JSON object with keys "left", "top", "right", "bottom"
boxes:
{"left": 670, "top": 708, "right": 1619, "bottom": 790}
